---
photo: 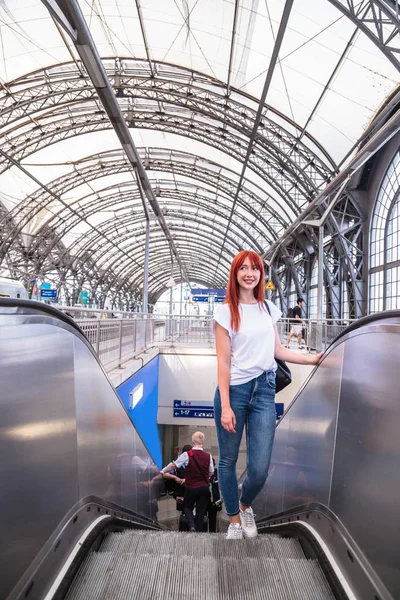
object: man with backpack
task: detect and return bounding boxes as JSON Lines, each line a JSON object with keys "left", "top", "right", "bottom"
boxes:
{"left": 161, "top": 431, "right": 214, "bottom": 532}
{"left": 286, "top": 297, "right": 306, "bottom": 349}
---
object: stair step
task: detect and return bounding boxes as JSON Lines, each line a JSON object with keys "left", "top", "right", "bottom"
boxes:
{"left": 100, "top": 530, "right": 305, "bottom": 559}
{"left": 65, "top": 552, "right": 336, "bottom": 600}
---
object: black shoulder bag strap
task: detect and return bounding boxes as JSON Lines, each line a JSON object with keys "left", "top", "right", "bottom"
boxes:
{"left": 188, "top": 450, "right": 210, "bottom": 485}
{"left": 264, "top": 300, "right": 292, "bottom": 393}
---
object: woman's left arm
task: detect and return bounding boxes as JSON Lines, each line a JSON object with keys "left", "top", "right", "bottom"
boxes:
{"left": 274, "top": 325, "right": 323, "bottom": 365}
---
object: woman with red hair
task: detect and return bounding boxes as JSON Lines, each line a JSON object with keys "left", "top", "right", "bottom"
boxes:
{"left": 214, "top": 250, "right": 322, "bottom": 540}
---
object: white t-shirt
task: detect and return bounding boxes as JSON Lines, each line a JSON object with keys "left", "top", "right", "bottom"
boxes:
{"left": 214, "top": 301, "right": 282, "bottom": 385}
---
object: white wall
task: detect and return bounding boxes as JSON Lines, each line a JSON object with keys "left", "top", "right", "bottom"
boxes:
{"left": 158, "top": 351, "right": 217, "bottom": 425}
{"left": 157, "top": 349, "right": 314, "bottom": 425}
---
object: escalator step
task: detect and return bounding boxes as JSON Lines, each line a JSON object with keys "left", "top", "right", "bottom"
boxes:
{"left": 99, "top": 530, "right": 305, "bottom": 559}
{"left": 65, "top": 552, "right": 335, "bottom": 600}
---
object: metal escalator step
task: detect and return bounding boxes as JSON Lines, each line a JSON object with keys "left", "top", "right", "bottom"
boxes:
{"left": 100, "top": 530, "right": 304, "bottom": 559}
{"left": 65, "top": 552, "right": 115, "bottom": 600}
{"left": 280, "top": 559, "right": 336, "bottom": 600}
{"left": 65, "top": 553, "right": 335, "bottom": 600}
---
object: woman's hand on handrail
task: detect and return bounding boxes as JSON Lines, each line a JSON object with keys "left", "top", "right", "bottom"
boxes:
{"left": 274, "top": 325, "right": 323, "bottom": 365}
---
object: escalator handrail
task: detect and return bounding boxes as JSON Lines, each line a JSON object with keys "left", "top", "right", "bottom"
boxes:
{"left": 0, "top": 297, "right": 160, "bottom": 469}
{"left": 0, "top": 297, "right": 102, "bottom": 368}
{"left": 276, "top": 308, "right": 400, "bottom": 427}
{"left": 329, "top": 308, "right": 400, "bottom": 348}
{"left": 0, "top": 297, "right": 84, "bottom": 333}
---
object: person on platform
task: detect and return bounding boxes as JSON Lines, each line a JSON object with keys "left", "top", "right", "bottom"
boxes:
{"left": 161, "top": 431, "right": 214, "bottom": 532}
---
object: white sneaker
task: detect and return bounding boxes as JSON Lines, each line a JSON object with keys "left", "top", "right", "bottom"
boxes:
{"left": 226, "top": 523, "right": 243, "bottom": 540}
{"left": 240, "top": 507, "right": 258, "bottom": 538}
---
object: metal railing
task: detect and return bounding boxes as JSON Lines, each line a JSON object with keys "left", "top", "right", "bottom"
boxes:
{"left": 56, "top": 307, "right": 354, "bottom": 369}
{"left": 276, "top": 318, "right": 355, "bottom": 351}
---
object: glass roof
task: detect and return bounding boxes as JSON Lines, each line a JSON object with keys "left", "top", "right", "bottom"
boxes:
{"left": 0, "top": 0, "right": 398, "bottom": 299}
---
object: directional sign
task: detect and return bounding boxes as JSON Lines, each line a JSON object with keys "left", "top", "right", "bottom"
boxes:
{"left": 41, "top": 289, "right": 57, "bottom": 298}
{"left": 174, "top": 400, "right": 213, "bottom": 408}
{"left": 192, "top": 296, "right": 209, "bottom": 302}
{"left": 191, "top": 288, "right": 226, "bottom": 296}
{"left": 173, "top": 400, "right": 283, "bottom": 420}
{"left": 174, "top": 400, "right": 214, "bottom": 418}
{"left": 174, "top": 408, "right": 214, "bottom": 419}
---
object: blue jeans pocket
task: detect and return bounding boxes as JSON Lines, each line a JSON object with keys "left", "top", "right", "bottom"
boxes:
{"left": 266, "top": 370, "right": 276, "bottom": 389}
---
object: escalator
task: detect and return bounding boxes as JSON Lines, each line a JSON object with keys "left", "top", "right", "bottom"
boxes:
{"left": 1, "top": 300, "right": 399, "bottom": 600}
{"left": 64, "top": 530, "right": 336, "bottom": 600}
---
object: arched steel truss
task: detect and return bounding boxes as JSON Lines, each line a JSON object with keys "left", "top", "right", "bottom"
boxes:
{"left": 1, "top": 0, "right": 399, "bottom": 317}
{"left": 0, "top": 146, "right": 295, "bottom": 300}
{"left": 0, "top": 61, "right": 333, "bottom": 212}
{"left": 0, "top": 57, "right": 336, "bottom": 306}
{"left": 328, "top": 0, "right": 400, "bottom": 72}
{"left": 269, "top": 189, "right": 365, "bottom": 319}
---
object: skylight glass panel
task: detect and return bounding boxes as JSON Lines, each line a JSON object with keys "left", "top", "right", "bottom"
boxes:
{"left": 0, "top": 2, "right": 70, "bottom": 81}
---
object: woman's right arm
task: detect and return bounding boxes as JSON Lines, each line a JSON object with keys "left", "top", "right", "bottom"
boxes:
{"left": 215, "top": 323, "right": 236, "bottom": 433}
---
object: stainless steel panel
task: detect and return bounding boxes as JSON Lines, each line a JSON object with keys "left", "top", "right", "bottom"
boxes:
{"left": 0, "top": 321, "right": 79, "bottom": 600}
{"left": 254, "top": 321, "right": 400, "bottom": 600}
{"left": 74, "top": 338, "right": 161, "bottom": 522}
{"left": 0, "top": 308, "right": 159, "bottom": 599}
{"left": 331, "top": 329, "right": 400, "bottom": 599}
{"left": 253, "top": 343, "right": 344, "bottom": 517}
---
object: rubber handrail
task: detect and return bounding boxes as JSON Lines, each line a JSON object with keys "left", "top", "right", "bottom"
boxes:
{"left": 0, "top": 297, "right": 85, "bottom": 336}
{"left": 0, "top": 297, "right": 107, "bottom": 379}
{"left": 329, "top": 308, "right": 400, "bottom": 347}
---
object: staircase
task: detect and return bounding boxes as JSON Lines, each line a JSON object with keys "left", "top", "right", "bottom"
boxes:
{"left": 64, "top": 530, "right": 337, "bottom": 599}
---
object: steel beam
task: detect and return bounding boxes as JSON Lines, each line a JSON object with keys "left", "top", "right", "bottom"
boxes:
{"left": 327, "top": 0, "right": 400, "bottom": 72}
{"left": 215, "top": 0, "right": 294, "bottom": 273}
{"left": 40, "top": 0, "right": 189, "bottom": 283}
{"left": 265, "top": 106, "right": 400, "bottom": 260}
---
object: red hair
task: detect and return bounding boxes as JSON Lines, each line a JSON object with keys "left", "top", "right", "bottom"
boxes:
{"left": 224, "top": 250, "right": 265, "bottom": 332}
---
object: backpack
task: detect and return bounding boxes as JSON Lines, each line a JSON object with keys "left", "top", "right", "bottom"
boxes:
{"left": 287, "top": 306, "right": 295, "bottom": 320}
{"left": 209, "top": 473, "right": 222, "bottom": 509}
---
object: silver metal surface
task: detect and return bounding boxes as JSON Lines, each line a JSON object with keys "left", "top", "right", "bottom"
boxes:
{"left": 0, "top": 322, "right": 78, "bottom": 600}
{"left": 0, "top": 307, "right": 159, "bottom": 600}
{"left": 331, "top": 329, "right": 400, "bottom": 598}
{"left": 65, "top": 531, "right": 335, "bottom": 600}
{"left": 254, "top": 321, "right": 400, "bottom": 600}
{"left": 254, "top": 343, "right": 344, "bottom": 518}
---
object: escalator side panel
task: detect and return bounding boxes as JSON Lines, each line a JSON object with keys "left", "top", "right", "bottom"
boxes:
{"left": 73, "top": 337, "right": 158, "bottom": 519}
{"left": 0, "top": 316, "right": 160, "bottom": 600}
{"left": 0, "top": 323, "right": 79, "bottom": 600}
{"left": 331, "top": 330, "right": 400, "bottom": 599}
{"left": 253, "top": 343, "right": 344, "bottom": 517}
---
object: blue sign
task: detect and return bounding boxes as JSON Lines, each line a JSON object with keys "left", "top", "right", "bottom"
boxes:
{"left": 174, "top": 400, "right": 213, "bottom": 408}
{"left": 174, "top": 400, "right": 214, "bottom": 418}
{"left": 117, "top": 356, "right": 162, "bottom": 468}
{"left": 41, "top": 289, "right": 57, "bottom": 298}
{"left": 191, "top": 288, "right": 226, "bottom": 296}
{"left": 214, "top": 297, "right": 225, "bottom": 303}
{"left": 174, "top": 408, "right": 214, "bottom": 419}
{"left": 173, "top": 400, "right": 282, "bottom": 420}
{"left": 192, "top": 296, "right": 209, "bottom": 302}
{"left": 79, "top": 290, "right": 89, "bottom": 304}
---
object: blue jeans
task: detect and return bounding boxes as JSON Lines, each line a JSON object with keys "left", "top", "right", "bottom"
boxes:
{"left": 213, "top": 371, "right": 276, "bottom": 516}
